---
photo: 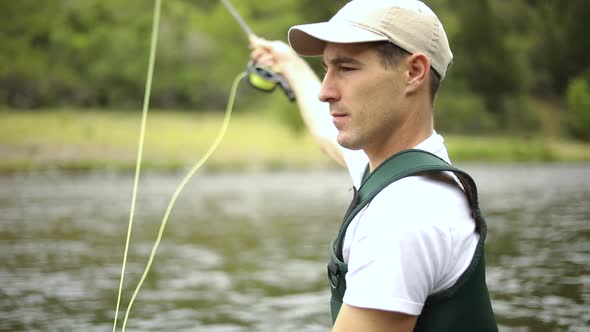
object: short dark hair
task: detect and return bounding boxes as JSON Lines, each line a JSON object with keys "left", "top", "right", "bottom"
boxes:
{"left": 372, "top": 41, "right": 441, "bottom": 105}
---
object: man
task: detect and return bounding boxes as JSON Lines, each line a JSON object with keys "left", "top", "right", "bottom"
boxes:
{"left": 250, "top": 0, "right": 497, "bottom": 331}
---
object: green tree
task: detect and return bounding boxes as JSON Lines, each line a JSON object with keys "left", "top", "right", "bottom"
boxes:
{"left": 530, "top": 0, "right": 590, "bottom": 96}
{"left": 566, "top": 75, "right": 590, "bottom": 142}
{"left": 0, "top": 1, "right": 61, "bottom": 107}
{"left": 453, "top": 0, "right": 523, "bottom": 115}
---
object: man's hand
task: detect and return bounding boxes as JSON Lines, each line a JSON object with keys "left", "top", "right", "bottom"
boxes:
{"left": 249, "top": 36, "right": 301, "bottom": 75}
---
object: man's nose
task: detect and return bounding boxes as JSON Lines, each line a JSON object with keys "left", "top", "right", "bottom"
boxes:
{"left": 318, "top": 72, "right": 340, "bottom": 103}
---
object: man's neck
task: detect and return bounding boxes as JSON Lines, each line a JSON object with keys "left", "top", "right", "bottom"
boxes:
{"left": 365, "top": 107, "right": 434, "bottom": 172}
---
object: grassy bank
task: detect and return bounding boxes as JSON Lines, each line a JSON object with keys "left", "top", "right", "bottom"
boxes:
{"left": 1, "top": 110, "right": 589, "bottom": 172}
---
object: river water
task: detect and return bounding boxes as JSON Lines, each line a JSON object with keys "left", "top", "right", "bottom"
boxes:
{"left": 1, "top": 164, "right": 589, "bottom": 332}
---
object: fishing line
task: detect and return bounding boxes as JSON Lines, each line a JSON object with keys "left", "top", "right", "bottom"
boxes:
{"left": 112, "top": 0, "right": 247, "bottom": 330}
{"left": 119, "top": 71, "right": 245, "bottom": 332}
{"left": 112, "top": 0, "right": 161, "bottom": 330}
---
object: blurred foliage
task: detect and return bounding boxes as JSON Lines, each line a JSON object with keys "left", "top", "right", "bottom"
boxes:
{"left": 566, "top": 75, "right": 590, "bottom": 142}
{"left": 1, "top": 0, "right": 589, "bottom": 138}
{"left": 435, "top": 91, "right": 497, "bottom": 134}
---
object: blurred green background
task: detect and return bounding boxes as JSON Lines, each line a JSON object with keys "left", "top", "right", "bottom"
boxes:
{"left": 1, "top": 0, "right": 590, "bottom": 170}
{"left": 2, "top": 3, "right": 590, "bottom": 332}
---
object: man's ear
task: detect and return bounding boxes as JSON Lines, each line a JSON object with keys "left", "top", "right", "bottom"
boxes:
{"left": 405, "top": 52, "right": 430, "bottom": 94}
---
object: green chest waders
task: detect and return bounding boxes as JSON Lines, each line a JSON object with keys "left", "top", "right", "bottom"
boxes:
{"left": 327, "top": 149, "right": 498, "bottom": 331}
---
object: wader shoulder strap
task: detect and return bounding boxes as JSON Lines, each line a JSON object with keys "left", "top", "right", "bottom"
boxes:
{"left": 333, "top": 149, "right": 481, "bottom": 261}
{"left": 328, "top": 149, "right": 484, "bottom": 323}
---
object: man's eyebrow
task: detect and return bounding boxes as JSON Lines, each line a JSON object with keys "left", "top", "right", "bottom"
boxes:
{"left": 321, "top": 56, "right": 362, "bottom": 68}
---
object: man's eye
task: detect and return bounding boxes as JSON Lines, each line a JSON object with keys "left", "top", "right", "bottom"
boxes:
{"left": 339, "top": 66, "right": 356, "bottom": 72}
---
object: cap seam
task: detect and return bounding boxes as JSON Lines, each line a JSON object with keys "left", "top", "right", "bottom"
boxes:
{"left": 429, "top": 20, "right": 440, "bottom": 75}
{"left": 342, "top": 20, "right": 388, "bottom": 40}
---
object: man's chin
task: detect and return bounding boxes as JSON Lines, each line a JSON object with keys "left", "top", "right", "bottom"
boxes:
{"left": 337, "top": 136, "right": 362, "bottom": 151}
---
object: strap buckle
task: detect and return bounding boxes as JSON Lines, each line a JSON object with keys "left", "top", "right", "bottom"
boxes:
{"left": 327, "top": 260, "right": 340, "bottom": 289}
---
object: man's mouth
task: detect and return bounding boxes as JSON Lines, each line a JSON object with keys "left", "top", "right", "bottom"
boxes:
{"left": 330, "top": 110, "right": 349, "bottom": 129}
{"left": 330, "top": 110, "right": 348, "bottom": 118}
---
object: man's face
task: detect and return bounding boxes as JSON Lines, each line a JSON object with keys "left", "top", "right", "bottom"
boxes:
{"left": 320, "top": 42, "right": 408, "bottom": 152}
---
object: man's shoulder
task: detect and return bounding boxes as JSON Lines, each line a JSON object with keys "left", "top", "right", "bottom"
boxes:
{"left": 366, "top": 172, "right": 470, "bottom": 227}
{"left": 378, "top": 170, "right": 464, "bottom": 201}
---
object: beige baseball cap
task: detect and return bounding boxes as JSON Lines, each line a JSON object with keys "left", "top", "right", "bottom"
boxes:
{"left": 288, "top": 0, "right": 453, "bottom": 79}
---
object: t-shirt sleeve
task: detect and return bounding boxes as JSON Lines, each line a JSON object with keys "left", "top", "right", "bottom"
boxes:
{"left": 342, "top": 181, "right": 454, "bottom": 315}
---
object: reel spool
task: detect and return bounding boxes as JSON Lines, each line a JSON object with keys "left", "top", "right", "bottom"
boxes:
{"left": 246, "top": 61, "right": 295, "bottom": 101}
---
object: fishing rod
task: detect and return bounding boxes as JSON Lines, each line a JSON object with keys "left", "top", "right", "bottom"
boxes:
{"left": 220, "top": 0, "right": 295, "bottom": 101}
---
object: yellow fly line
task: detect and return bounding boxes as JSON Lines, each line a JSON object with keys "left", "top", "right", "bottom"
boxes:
{"left": 112, "top": 0, "right": 247, "bottom": 330}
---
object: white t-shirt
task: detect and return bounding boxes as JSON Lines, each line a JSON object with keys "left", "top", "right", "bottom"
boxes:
{"left": 340, "top": 131, "right": 479, "bottom": 315}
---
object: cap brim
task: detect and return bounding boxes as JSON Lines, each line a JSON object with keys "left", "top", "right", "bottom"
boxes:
{"left": 288, "top": 21, "right": 388, "bottom": 56}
